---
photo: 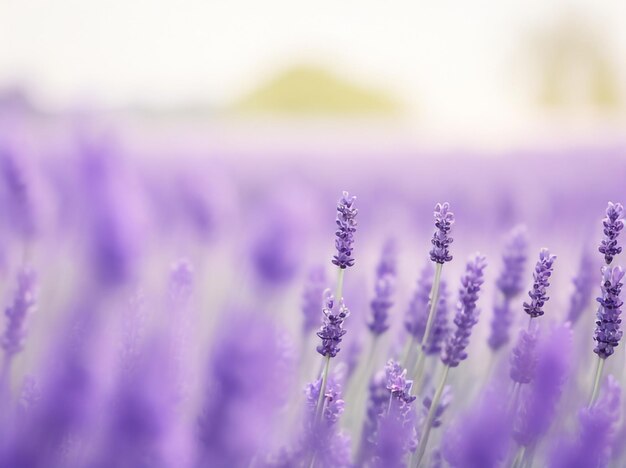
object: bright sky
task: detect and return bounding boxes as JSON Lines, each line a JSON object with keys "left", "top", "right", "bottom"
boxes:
{"left": 1, "top": 0, "right": 625, "bottom": 138}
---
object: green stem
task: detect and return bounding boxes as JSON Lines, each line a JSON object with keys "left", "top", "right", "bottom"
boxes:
{"left": 588, "top": 355, "right": 605, "bottom": 407}
{"left": 421, "top": 263, "right": 443, "bottom": 349}
{"left": 413, "top": 365, "right": 450, "bottom": 467}
{"left": 511, "top": 446, "right": 526, "bottom": 468}
{"left": 314, "top": 356, "right": 331, "bottom": 423}
{"left": 335, "top": 268, "right": 345, "bottom": 301}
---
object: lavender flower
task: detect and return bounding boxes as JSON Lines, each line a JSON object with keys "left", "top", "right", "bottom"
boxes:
{"left": 384, "top": 360, "right": 416, "bottom": 405}
{"left": 423, "top": 280, "right": 450, "bottom": 355}
{"left": 598, "top": 202, "right": 624, "bottom": 265}
{"left": 441, "top": 254, "right": 487, "bottom": 368}
{"left": 332, "top": 191, "right": 358, "bottom": 269}
{"left": 489, "top": 226, "right": 528, "bottom": 351}
{"left": 514, "top": 324, "right": 572, "bottom": 448}
{"left": 593, "top": 265, "right": 624, "bottom": 359}
{"left": 368, "top": 274, "right": 395, "bottom": 336}
{"left": 509, "top": 329, "right": 538, "bottom": 384}
{"left": 358, "top": 372, "right": 389, "bottom": 464}
{"left": 430, "top": 202, "right": 455, "bottom": 264}
{"left": 404, "top": 261, "right": 434, "bottom": 339}
{"left": 377, "top": 238, "right": 398, "bottom": 277}
{"left": 549, "top": 375, "right": 621, "bottom": 468}
{"left": 1, "top": 267, "right": 37, "bottom": 357}
{"left": 523, "top": 248, "right": 556, "bottom": 318}
{"left": 317, "top": 293, "right": 350, "bottom": 358}
{"left": 302, "top": 266, "right": 328, "bottom": 334}
{"left": 496, "top": 225, "right": 528, "bottom": 298}
{"left": 567, "top": 249, "right": 596, "bottom": 325}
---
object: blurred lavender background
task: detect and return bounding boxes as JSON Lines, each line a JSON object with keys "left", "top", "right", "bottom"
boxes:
{"left": 0, "top": 1, "right": 626, "bottom": 467}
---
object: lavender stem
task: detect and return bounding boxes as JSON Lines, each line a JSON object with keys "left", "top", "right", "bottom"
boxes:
{"left": 334, "top": 268, "right": 345, "bottom": 304}
{"left": 412, "top": 263, "right": 443, "bottom": 383}
{"left": 588, "top": 355, "right": 605, "bottom": 407}
{"left": 413, "top": 364, "right": 450, "bottom": 467}
{"left": 314, "top": 355, "right": 331, "bottom": 423}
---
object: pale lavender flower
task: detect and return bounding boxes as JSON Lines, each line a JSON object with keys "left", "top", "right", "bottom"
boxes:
{"left": 302, "top": 266, "right": 327, "bottom": 334}
{"left": 593, "top": 265, "right": 624, "bottom": 359}
{"left": 1, "top": 267, "right": 37, "bottom": 357}
{"left": 332, "top": 191, "right": 358, "bottom": 269}
{"left": 523, "top": 248, "right": 556, "bottom": 318}
{"left": 549, "top": 375, "right": 621, "bottom": 468}
{"left": 368, "top": 274, "right": 395, "bottom": 336}
{"left": 358, "top": 372, "right": 389, "bottom": 464}
{"left": 384, "top": 360, "right": 416, "bottom": 405}
{"left": 510, "top": 329, "right": 539, "bottom": 384}
{"left": 496, "top": 225, "right": 528, "bottom": 298}
{"left": 514, "top": 324, "right": 572, "bottom": 448}
{"left": 599, "top": 202, "right": 624, "bottom": 265}
{"left": 489, "top": 226, "right": 528, "bottom": 350}
{"left": 376, "top": 238, "right": 398, "bottom": 277}
{"left": 430, "top": 202, "right": 455, "bottom": 264}
{"left": 567, "top": 249, "right": 596, "bottom": 325}
{"left": 404, "top": 261, "right": 434, "bottom": 339}
{"left": 441, "top": 254, "right": 487, "bottom": 367}
{"left": 317, "top": 292, "right": 350, "bottom": 358}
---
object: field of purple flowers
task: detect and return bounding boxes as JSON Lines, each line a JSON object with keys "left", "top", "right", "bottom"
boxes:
{"left": 0, "top": 115, "right": 626, "bottom": 467}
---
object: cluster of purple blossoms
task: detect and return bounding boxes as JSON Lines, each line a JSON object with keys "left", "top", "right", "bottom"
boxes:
{"left": 430, "top": 202, "right": 455, "bottom": 264}
{"left": 523, "top": 248, "right": 556, "bottom": 318}
{"left": 593, "top": 265, "right": 624, "bottom": 359}
{"left": 368, "top": 274, "right": 395, "bottom": 336}
{"left": 599, "top": 202, "right": 624, "bottom": 265}
{"left": 489, "top": 226, "right": 528, "bottom": 351}
{"left": 441, "top": 254, "right": 487, "bottom": 367}
{"left": 317, "top": 293, "right": 350, "bottom": 358}
{"left": 385, "top": 360, "right": 416, "bottom": 405}
{"left": 1, "top": 267, "right": 38, "bottom": 357}
{"left": 332, "top": 192, "right": 358, "bottom": 269}
{"left": 509, "top": 328, "right": 538, "bottom": 384}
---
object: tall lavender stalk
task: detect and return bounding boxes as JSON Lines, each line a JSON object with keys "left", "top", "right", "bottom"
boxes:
{"left": 315, "top": 192, "right": 357, "bottom": 424}
{"left": 489, "top": 225, "right": 528, "bottom": 351}
{"left": 415, "top": 253, "right": 487, "bottom": 466}
{"left": 410, "top": 203, "right": 454, "bottom": 377}
{"left": 590, "top": 202, "right": 624, "bottom": 406}
{"left": 368, "top": 241, "right": 397, "bottom": 337}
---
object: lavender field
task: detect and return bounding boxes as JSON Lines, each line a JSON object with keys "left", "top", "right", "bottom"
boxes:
{"left": 0, "top": 109, "right": 625, "bottom": 468}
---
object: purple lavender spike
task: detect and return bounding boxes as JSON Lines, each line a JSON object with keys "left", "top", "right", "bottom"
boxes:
{"left": 376, "top": 238, "right": 398, "bottom": 277}
{"left": 593, "top": 265, "right": 624, "bottom": 359}
{"left": 489, "top": 226, "right": 528, "bottom": 351}
{"left": 317, "top": 292, "right": 350, "bottom": 358}
{"left": 549, "top": 375, "right": 621, "bottom": 468}
{"left": 302, "top": 266, "right": 327, "bottom": 335}
{"left": 523, "top": 248, "right": 556, "bottom": 318}
{"left": 567, "top": 249, "right": 596, "bottom": 325}
{"left": 1, "top": 267, "right": 37, "bottom": 358}
{"left": 514, "top": 324, "right": 572, "bottom": 448}
{"left": 430, "top": 202, "right": 455, "bottom": 264}
{"left": 332, "top": 191, "right": 358, "bottom": 270}
{"left": 358, "top": 372, "right": 389, "bottom": 464}
{"left": 509, "top": 329, "right": 539, "bottom": 384}
{"left": 368, "top": 274, "right": 395, "bottom": 336}
{"left": 599, "top": 202, "right": 624, "bottom": 265}
{"left": 441, "top": 254, "right": 487, "bottom": 368}
{"left": 404, "top": 261, "right": 434, "bottom": 339}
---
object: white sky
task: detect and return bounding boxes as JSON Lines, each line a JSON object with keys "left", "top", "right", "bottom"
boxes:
{"left": 1, "top": 0, "right": 625, "bottom": 138}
